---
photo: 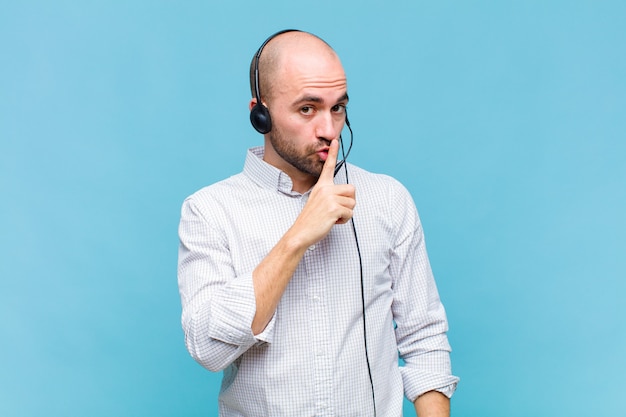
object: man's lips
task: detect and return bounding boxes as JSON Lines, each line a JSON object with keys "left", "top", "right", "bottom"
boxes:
{"left": 317, "top": 147, "right": 329, "bottom": 161}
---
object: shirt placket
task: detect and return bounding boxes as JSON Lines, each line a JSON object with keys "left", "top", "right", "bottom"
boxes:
{"left": 300, "top": 194, "right": 335, "bottom": 417}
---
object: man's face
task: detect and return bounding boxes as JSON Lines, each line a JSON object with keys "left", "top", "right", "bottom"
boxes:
{"left": 262, "top": 50, "right": 348, "bottom": 187}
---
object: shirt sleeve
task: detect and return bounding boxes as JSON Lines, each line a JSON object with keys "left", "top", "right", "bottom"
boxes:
{"left": 177, "top": 196, "right": 276, "bottom": 372}
{"left": 389, "top": 183, "right": 460, "bottom": 401}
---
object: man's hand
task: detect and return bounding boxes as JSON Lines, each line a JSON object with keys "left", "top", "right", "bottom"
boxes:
{"left": 291, "top": 139, "right": 356, "bottom": 247}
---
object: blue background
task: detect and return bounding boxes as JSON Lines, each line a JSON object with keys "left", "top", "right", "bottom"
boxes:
{"left": 1, "top": 1, "right": 624, "bottom": 416}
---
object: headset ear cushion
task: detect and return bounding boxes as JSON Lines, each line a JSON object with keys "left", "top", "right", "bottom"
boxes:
{"left": 250, "top": 103, "right": 272, "bottom": 134}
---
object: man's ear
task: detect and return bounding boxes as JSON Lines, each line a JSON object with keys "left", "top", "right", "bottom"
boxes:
{"left": 249, "top": 98, "right": 258, "bottom": 111}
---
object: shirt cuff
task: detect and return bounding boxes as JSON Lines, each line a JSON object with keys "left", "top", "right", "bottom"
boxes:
{"left": 400, "top": 351, "right": 460, "bottom": 401}
{"left": 253, "top": 311, "right": 276, "bottom": 344}
{"left": 207, "top": 271, "right": 278, "bottom": 347}
{"left": 207, "top": 272, "right": 258, "bottom": 346}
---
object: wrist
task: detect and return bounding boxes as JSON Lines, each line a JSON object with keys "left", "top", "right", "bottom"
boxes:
{"left": 414, "top": 391, "right": 450, "bottom": 417}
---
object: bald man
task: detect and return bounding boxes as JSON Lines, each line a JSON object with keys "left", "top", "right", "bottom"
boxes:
{"left": 178, "top": 30, "right": 459, "bottom": 416}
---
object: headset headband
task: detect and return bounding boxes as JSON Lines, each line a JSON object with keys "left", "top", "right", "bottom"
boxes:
{"left": 253, "top": 29, "right": 301, "bottom": 106}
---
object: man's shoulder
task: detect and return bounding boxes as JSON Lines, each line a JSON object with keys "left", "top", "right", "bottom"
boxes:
{"left": 343, "top": 163, "right": 419, "bottom": 214}
{"left": 184, "top": 172, "right": 249, "bottom": 204}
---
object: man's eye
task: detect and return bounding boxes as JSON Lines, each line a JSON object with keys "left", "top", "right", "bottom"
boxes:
{"left": 332, "top": 104, "right": 346, "bottom": 113}
{"left": 301, "top": 106, "right": 313, "bottom": 114}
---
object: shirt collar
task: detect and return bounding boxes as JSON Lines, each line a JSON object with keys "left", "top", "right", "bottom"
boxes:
{"left": 243, "top": 147, "right": 304, "bottom": 196}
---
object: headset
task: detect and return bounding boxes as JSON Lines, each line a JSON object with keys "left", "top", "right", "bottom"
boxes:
{"left": 250, "top": 30, "right": 375, "bottom": 416}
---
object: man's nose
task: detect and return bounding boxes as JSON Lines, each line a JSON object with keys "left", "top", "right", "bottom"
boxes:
{"left": 316, "top": 112, "right": 340, "bottom": 141}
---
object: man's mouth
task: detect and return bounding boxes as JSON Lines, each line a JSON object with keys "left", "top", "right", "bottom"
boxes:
{"left": 317, "top": 147, "right": 329, "bottom": 161}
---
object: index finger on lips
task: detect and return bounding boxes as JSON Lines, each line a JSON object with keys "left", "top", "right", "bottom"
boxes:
{"left": 319, "top": 139, "right": 339, "bottom": 183}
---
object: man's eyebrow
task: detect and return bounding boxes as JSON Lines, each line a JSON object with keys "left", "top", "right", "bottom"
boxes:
{"left": 291, "top": 93, "right": 349, "bottom": 107}
{"left": 292, "top": 95, "right": 323, "bottom": 106}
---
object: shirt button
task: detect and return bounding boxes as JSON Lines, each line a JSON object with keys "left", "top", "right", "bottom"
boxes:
{"left": 308, "top": 244, "right": 316, "bottom": 251}
{"left": 312, "top": 295, "right": 320, "bottom": 302}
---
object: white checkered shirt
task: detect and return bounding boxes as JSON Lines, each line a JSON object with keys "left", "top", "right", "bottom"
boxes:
{"left": 178, "top": 147, "right": 459, "bottom": 416}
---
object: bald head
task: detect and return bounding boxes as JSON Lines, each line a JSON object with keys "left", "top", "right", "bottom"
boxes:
{"left": 249, "top": 31, "right": 341, "bottom": 104}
